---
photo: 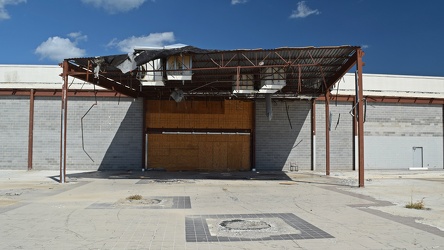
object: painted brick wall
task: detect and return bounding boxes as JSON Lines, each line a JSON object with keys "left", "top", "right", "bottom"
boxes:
{"left": 2, "top": 96, "right": 143, "bottom": 171}
{"left": 0, "top": 96, "right": 29, "bottom": 169}
{"left": 364, "top": 103, "right": 442, "bottom": 137}
{"left": 364, "top": 103, "right": 443, "bottom": 169}
{"left": 255, "top": 99, "right": 312, "bottom": 171}
{"left": 315, "top": 101, "right": 354, "bottom": 170}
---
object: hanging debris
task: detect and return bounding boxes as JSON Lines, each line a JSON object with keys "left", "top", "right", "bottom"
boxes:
{"left": 81, "top": 86, "right": 98, "bottom": 162}
{"left": 265, "top": 93, "right": 273, "bottom": 121}
{"left": 285, "top": 101, "right": 293, "bottom": 129}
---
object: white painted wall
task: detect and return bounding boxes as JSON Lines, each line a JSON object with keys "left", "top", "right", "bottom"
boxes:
{"left": 365, "top": 136, "right": 442, "bottom": 169}
{"left": 333, "top": 73, "right": 444, "bottom": 99}
{"left": 3, "top": 65, "right": 443, "bottom": 96}
{"left": 0, "top": 64, "right": 102, "bottom": 90}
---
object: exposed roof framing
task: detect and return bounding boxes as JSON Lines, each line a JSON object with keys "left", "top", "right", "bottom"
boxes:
{"left": 0, "top": 89, "right": 122, "bottom": 97}
{"left": 319, "top": 95, "right": 444, "bottom": 105}
{"left": 63, "top": 45, "right": 361, "bottom": 99}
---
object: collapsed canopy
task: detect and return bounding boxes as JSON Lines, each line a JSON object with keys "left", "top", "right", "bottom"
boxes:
{"left": 64, "top": 45, "right": 361, "bottom": 99}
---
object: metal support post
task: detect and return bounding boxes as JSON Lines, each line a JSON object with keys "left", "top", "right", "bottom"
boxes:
{"left": 325, "top": 91, "right": 330, "bottom": 175}
{"left": 356, "top": 49, "right": 365, "bottom": 187}
{"left": 60, "top": 61, "right": 69, "bottom": 183}
{"left": 311, "top": 99, "right": 316, "bottom": 171}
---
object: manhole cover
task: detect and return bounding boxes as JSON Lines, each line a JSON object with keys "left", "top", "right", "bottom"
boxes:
{"left": 219, "top": 219, "right": 271, "bottom": 231}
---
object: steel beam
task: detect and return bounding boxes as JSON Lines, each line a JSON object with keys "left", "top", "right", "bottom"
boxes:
{"left": 318, "top": 95, "right": 444, "bottom": 105}
{"left": 325, "top": 50, "right": 359, "bottom": 91}
{"left": 66, "top": 62, "right": 140, "bottom": 98}
{"left": 0, "top": 89, "right": 123, "bottom": 97}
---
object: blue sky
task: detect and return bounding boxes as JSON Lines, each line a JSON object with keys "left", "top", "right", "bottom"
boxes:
{"left": 1, "top": 0, "right": 443, "bottom": 76}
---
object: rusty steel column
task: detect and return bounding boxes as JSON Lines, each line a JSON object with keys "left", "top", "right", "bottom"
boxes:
{"left": 356, "top": 49, "right": 365, "bottom": 187}
{"left": 311, "top": 99, "right": 316, "bottom": 171}
{"left": 28, "top": 89, "right": 35, "bottom": 170}
{"left": 325, "top": 91, "right": 331, "bottom": 176}
{"left": 60, "top": 61, "right": 69, "bottom": 183}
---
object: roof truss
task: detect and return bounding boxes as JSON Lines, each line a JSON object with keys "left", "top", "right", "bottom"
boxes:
{"left": 62, "top": 46, "right": 361, "bottom": 99}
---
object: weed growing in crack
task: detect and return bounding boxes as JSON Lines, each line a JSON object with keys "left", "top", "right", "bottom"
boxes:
{"left": 405, "top": 198, "right": 425, "bottom": 210}
{"left": 127, "top": 194, "right": 143, "bottom": 200}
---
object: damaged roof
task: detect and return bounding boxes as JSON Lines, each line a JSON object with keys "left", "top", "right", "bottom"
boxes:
{"left": 63, "top": 45, "right": 361, "bottom": 99}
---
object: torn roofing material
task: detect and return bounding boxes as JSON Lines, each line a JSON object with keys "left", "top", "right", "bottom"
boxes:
{"left": 90, "top": 46, "right": 218, "bottom": 74}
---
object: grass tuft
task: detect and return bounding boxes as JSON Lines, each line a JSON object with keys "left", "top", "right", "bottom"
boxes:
{"left": 405, "top": 198, "right": 425, "bottom": 210}
{"left": 126, "top": 194, "right": 143, "bottom": 200}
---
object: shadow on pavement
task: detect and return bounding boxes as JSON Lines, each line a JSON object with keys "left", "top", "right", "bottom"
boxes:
{"left": 50, "top": 170, "right": 294, "bottom": 182}
{"left": 287, "top": 172, "right": 359, "bottom": 187}
{"left": 49, "top": 170, "right": 358, "bottom": 187}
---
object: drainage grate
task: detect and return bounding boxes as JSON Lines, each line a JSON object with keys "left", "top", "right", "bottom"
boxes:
{"left": 186, "top": 213, "right": 333, "bottom": 242}
{"left": 87, "top": 196, "right": 191, "bottom": 209}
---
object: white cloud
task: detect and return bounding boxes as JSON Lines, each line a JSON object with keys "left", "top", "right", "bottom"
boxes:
{"left": 361, "top": 44, "right": 369, "bottom": 49}
{"left": 81, "top": 0, "right": 146, "bottom": 14}
{"left": 68, "top": 31, "right": 88, "bottom": 42}
{"left": 35, "top": 36, "right": 86, "bottom": 62}
{"left": 290, "top": 1, "right": 320, "bottom": 19}
{"left": 231, "top": 0, "right": 247, "bottom": 5}
{"left": 0, "top": 0, "right": 26, "bottom": 20}
{"left": 107, "top": 32, "right": 176, "bottom": 53}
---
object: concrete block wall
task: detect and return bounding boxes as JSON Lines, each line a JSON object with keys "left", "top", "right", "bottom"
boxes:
{"left": 2, "top": 93, "right": 442, "bottom": 172}
{"left": 315, "top": 101, "right": 354, "bottom": 170}
{"left": 364, "top": 103, "right": 443, "bottom": 169}
{"left": 255, "top": 99, "right": 312, "bottom": 171}
{"left": 65, "top": 97, "right": 143, "bottom": 171}
{"left": 1, "top": 95, "right": 143, "bottom": 171}
{"left": 0, "top": 96, "right": 29, "bottom": 169}
{"left": 33, "top": 97, "right": 62, "bottom": 169}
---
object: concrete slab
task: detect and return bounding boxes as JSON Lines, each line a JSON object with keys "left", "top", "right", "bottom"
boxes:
{"left": 0, "top": 169, "right": 442, "bottom": 249}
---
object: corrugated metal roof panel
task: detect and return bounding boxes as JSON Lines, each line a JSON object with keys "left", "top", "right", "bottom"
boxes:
{"left": 64, "top": 45, "right": 360, "bottom": 99}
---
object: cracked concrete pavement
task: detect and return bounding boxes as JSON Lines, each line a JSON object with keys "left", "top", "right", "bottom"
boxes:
{"left": 0, "top": 169, "right": 443, "bottom": 249}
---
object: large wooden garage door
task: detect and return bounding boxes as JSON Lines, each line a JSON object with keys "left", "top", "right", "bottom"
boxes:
{"left": 146, "top": 100, "right": 253, "bottom": 171}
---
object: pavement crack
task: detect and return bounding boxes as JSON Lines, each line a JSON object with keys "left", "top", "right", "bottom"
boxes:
{"left": 116, "top": 208, "right": 122, "bottom": 221}
{"left": 64, "top": 209, "right": 76, "bottom": 227}
{"left": 63, "top": 209, "right": 87, "bottom": 240}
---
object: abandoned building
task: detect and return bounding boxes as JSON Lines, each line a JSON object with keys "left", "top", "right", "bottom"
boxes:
{"left": 0, "top": 46, "right": 443, "bottom": 186}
